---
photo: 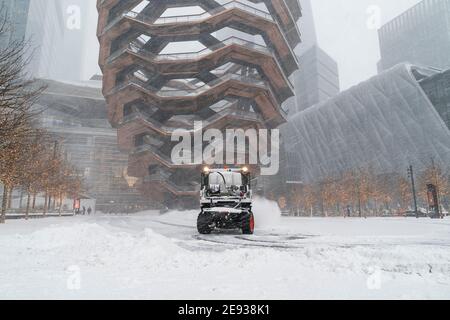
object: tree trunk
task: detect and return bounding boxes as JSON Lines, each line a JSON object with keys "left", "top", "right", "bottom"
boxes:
{"left": 43, "top": 192, "right": 48, "bottom": 216}
{"left": 25, "top": 192, "right": 31, "bottom": 220}
{"left": 47, "top": 195, "right": 52, "bottom": 212}
{"left": 7, "top": 186, "right": 13, "bottom": 209}
{"left": 1, "top": 185, "right": 8, "bottom": 224}
{"left": 58, "top": 193, "right": 63, "bottom": 216}
{"left": 320, "top": 200, "right": 325, "bottom": 217}
{"left": 374, "top": 200, "right": 378, "bottom": 217}
{"left": 32, "top": 193, "right": 36, "bottom": 209}
{"left": 358, "top": 195, "right": 362, "bottom": 218}
{"left": 19, "top": 190, "right": 24, "bottom": 209}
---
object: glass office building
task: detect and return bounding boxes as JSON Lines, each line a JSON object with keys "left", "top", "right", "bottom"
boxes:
{"left": 284, "top": 0, "right": 340, "bottom": 117}
{"left": 34, "top": 79, "right": 154, "bottom": 212}
{"left": 273, "top": 0, "right": 340, "bottom": 196}
{"left": 0, "top": 0, "right": 31, "bottom": 47}
{"left": 287, "top": 45, "right": 340, "bottom": 115}
{"left": 26, "top": 0, "right": 98, "bottom": 81}
{"left": 25, "top": 0, "right": 65, "bottom": 79}
{"left": 378, "top": 0, "right": 450, "bottom": 72}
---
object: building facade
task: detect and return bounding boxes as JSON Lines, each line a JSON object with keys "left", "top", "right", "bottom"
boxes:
{"left": 1, "top": 0, "right": 96, "bottom": 81}
{"left": 281, "top": 64, "right": 450, "bottom": 185}
{"left": 97, "top": 0, "right": 302, "bottom": 206}
{"left": 295, "top": 0, "right": 316, "bottom": 56}
{"left": 35, "top": 79, "right": 154, "bottom": 212}
{"left": 420, "top": 68, "right": 450, "bottom": 130}
{"left": 0, "top": 0, "right": 31, "bottom": 47}
{"left": 283, "top": 0, "right": 340, "bottom": 117}
{"left": 26, "top": 0, "right": 65, "bottom": 79}
{"left": 272, "top": 0, "right": 340, "bottom": 199}
{"left": 26, "top": 0, "right": 98, "bottom": 81}
{"left": 378, "top": 0, "right": 450, "bottom": 72}
{"left": 288, "top": 45, "right": 340, "bottom": 115}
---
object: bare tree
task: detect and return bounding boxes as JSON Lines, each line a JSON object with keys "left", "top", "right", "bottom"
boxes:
{"left": 0, "top": 8, "right": 46, "bottom": 223}
{"left": 0, "top": 21, "right": 43, "bottom": 142}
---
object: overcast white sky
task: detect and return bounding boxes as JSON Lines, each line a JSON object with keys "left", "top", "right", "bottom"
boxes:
{"left": 311, "top": 0, "right": 421, "bottom": 89}
{"left": 87, "top": 0, "right": 421, "bottom": 90}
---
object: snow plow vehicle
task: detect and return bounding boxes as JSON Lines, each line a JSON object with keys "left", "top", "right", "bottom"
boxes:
{"left": 197, "top": 167, "right": 254, "bottom": 235}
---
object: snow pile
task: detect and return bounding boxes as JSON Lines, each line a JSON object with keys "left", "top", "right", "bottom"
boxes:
{"left": 1, "top": 215, "right": 450, "bottom": 299}
{"left": 11, "top": 222, "right": 181, "bottom": 267}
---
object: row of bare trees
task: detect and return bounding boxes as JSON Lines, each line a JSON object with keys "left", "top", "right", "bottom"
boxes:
{"left": 0, "top": 133, "right": 83, "bottom": 221}
{"left": 0, "top": 10, "right": 82, "bottom": 223}
{"left": 288, "top": 164, "right": 449, "bottom": 217}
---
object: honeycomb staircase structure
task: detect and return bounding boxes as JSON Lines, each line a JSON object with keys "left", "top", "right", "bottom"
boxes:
{"left": 97, "top": 0, "right": 302, "bottom": 207}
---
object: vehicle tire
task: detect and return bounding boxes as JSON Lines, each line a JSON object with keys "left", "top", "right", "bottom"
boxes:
{"left": 197, "top": 212, "right": 213, "bottom": 234}
{"left": 242, "top": 212, "right": 255, "bottom": 235}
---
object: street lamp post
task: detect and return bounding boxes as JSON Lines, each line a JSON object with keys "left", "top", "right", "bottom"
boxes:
{"left": 407, "top": 165, "right": 419, "bottom": 219}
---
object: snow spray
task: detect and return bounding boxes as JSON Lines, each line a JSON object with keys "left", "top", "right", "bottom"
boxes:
{"left": 252, "top": 197, "right": 282, "bottom": 229}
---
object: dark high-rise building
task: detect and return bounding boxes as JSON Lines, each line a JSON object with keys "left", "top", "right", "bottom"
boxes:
{"left": 289, "top": 45, "right": 340, "bottom": 115}
{"left": 0, "top": 1, "right": 86, "bottom": 81}
{"left": 274, "top": 0, "right": 340, "bottom": 197}
{"left": 0, "top": 0, "right": 31, "bottom": 47}
{"left": 419, "top": 68, "right": 450, "bottom": 130}
{"left": 378, "top": 0, "right": 450, "bottom": 72}
{"left": 26, "top": 0, "right": 65, "bottom": 79}
{"left": 26, "top": 0, "right": 98, "bottom": 81}
{"left": 97, "top": 0, "right": 302, "bottom": 206}
{"left": 285, "top": 0, "right": 340, "bottom": 117}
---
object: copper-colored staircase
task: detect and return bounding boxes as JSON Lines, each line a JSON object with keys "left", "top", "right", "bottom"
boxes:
{"left": 97, "top": 0, "right": 301, "bottom": 207}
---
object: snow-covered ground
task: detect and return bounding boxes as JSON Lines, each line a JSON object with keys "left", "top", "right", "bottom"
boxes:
{"left": 1, "top": 199, "right": 450, "bottom": 300}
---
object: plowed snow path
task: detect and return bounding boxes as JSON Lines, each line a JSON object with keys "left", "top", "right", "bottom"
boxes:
{"left": 1, "top": 205, "right": 450, "bottom": 299}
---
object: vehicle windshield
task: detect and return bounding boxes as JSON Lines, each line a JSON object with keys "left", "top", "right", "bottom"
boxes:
{"left": 209, "top": 172, "right": 242, "bottom": 187}
{"left": 207, "top": 172, "right": 244, "bottom": 196}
